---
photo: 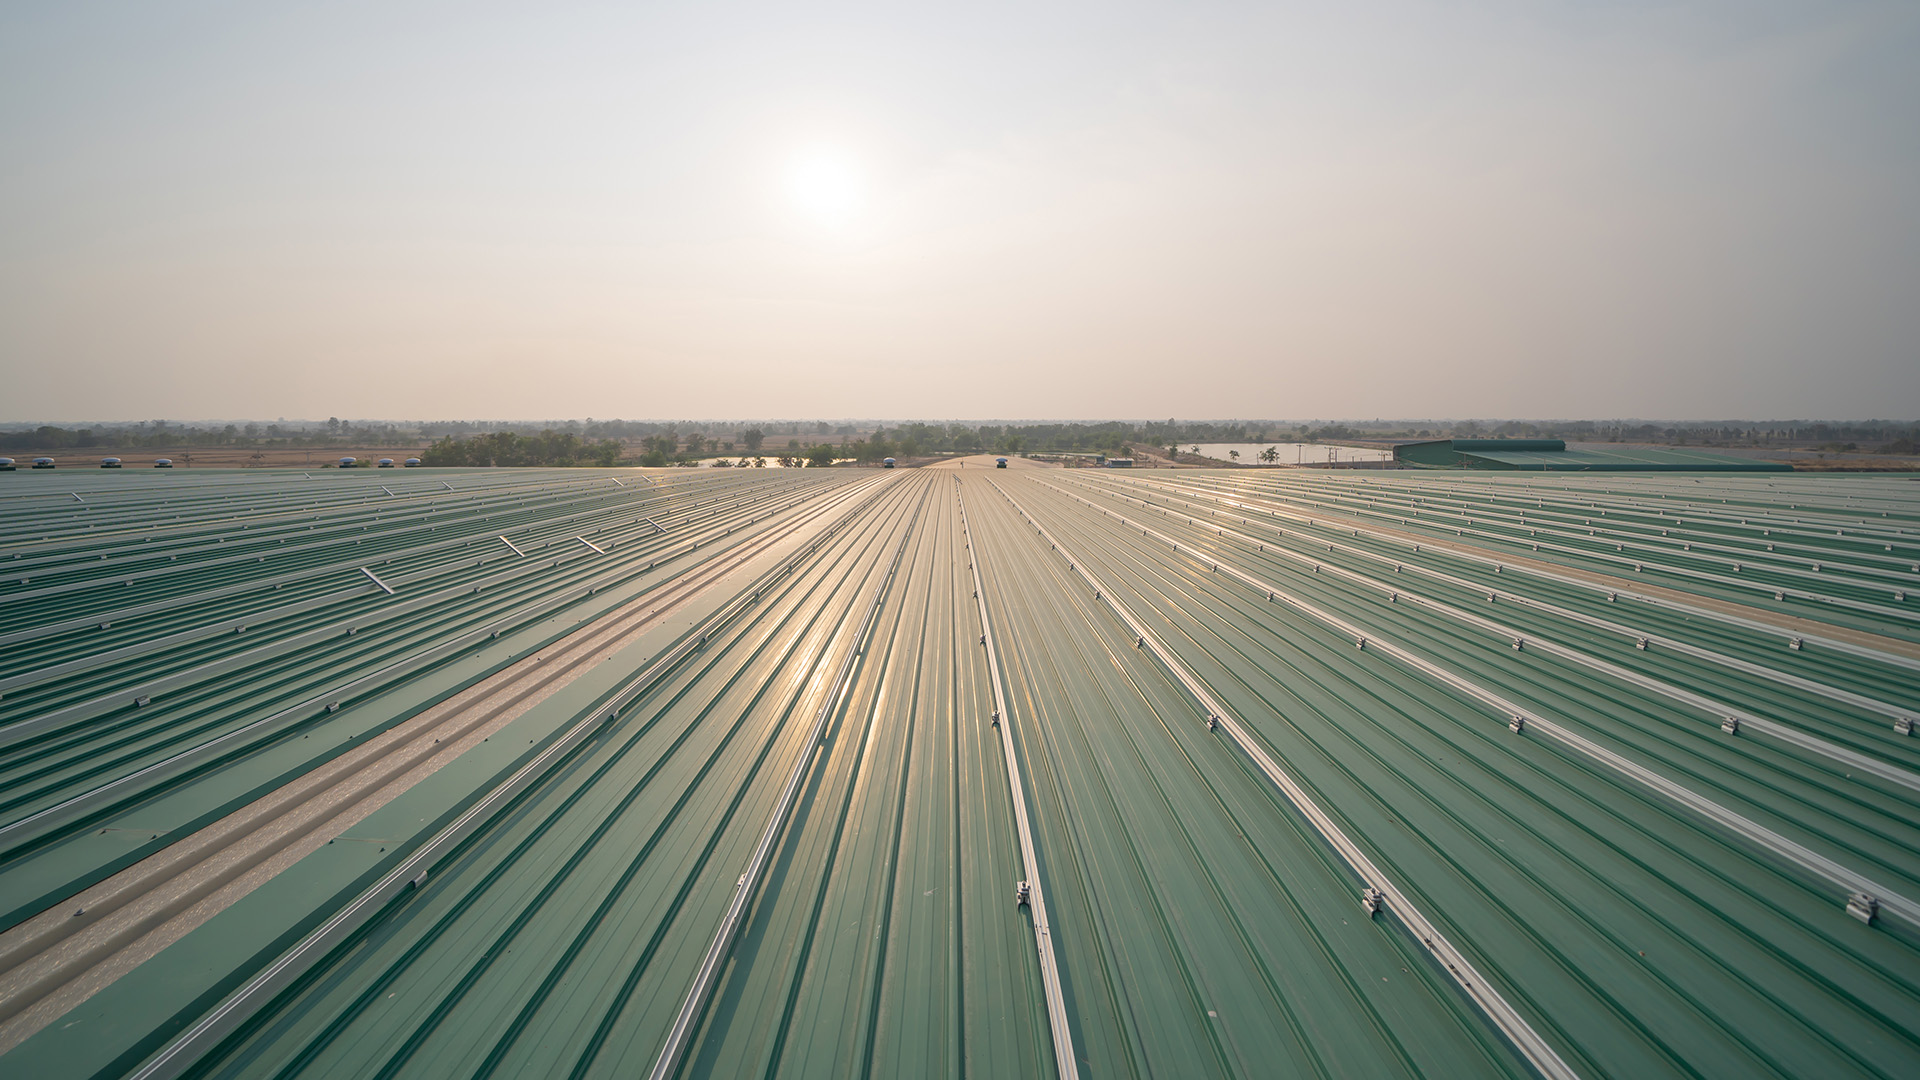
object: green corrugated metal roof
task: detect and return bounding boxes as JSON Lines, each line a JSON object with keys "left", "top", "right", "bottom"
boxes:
{"left": 1, "top": 466, "right": 1917, "bottom": 1078}
{"left": 1396, "top": 439, "right": 1792, "bottom": 471}
{"left": 1460, "top": 446, "right": 1793, "bottom": 471}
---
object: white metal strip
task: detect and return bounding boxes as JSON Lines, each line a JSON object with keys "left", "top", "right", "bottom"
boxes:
{"left": 1037, "top": 478, "right": 1920, "bottom": 932}
{"left": 648, "top": 483, "right": 923, "bottom": 1080}
{"left": 1049, "top": 476, "right": 1920, "bottom": 787}
{"left": 959, "top": 480, "right": 1080, "bottom": 1080}
{"left": 995, "top": 480, "right": 1579, "bottom": 1080}
{"left": 1156, "top": 476, "right": 1920, "bottom": 666}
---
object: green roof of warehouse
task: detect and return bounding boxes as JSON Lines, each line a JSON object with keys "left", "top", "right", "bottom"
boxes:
{"left": 1396, "top": 438, "right": 1791, "bottom": 471}
{"left": 1, "top": 465, "right": 1916, "bottom": 1079}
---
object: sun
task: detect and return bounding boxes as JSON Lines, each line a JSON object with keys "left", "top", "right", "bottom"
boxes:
{"left": 784, "top": 149, "right": 867, "bottom": 229}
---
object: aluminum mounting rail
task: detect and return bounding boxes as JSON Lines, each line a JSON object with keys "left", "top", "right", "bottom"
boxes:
{"left": 958, "top": 481, "right": 1079, "bottom": 1080}
{"left": 1065, "top": 475, "right": 1919, "bottom": 723}
{"left": 128, "top": 477, "right": 895, "bottom": 1080}
{"left": 499, "top": 535, "right": 527, "bottom": 557}
{"left": 0, "top": 480, "right": 660, "bottom": 614}
{"left": 1125, "top": 475, "right": 1920, "bottom": 674}
{"left": 648, "top": 483, "right": 926, "bottom": 1080}
{"left": 0, "top": 481, "right": 841, "bottom": 696}
{"left": 1051, "top": 477, "right": 1920, "bottom": 772}
{"left": 358, "top": 567, "right": 395, "bottom": 594}
{"left": 575, "top": 536, "right": 608, "bottom": 555}
{"left": 1287, "top": 485, "right": 1919, "bottom": 620}
{"left": 0, "top": 477, "right": 892, "bottom": 854}
{"left": 1030, "top": 479, "right": 1920, "bottom": 934}
{"left": 991, "top": 479, "right": 1578, "bottom": 1080}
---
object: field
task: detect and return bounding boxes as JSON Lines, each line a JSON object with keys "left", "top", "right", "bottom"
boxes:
{"left": 0, "top": 465, "right": 1916, "bottom": 1078}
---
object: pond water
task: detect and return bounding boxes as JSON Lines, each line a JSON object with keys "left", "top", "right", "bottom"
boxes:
{"left": 1182, "top": 442, "right": 1393, "bottom": 464}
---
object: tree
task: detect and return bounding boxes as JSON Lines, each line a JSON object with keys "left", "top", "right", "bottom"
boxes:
{"left": 743, "top": 428, "right": 765, "bottom": 454}
{"left": 1260, "top": 446, "right": 1279, "bottom": 465}
{"left": 1228, "top": 450, "right": 1240, "bottom": 463}
{"left": 805, "top": 443, "right": 837, "bottom": 467}
{"left": 641, "top": 434, "right": 677, "bottom": 462}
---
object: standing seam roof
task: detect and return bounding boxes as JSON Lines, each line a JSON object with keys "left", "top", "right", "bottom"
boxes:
{"left": 0, "top": 466, "right": 1915, "bottom": 1079}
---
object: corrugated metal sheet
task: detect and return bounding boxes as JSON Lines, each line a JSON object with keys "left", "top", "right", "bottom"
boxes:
{"left": 1396, "top": 439, "right": 1792, "bottom": 471}
{"left": 1, "top": 466, "right": 1916, "bottom": 1078}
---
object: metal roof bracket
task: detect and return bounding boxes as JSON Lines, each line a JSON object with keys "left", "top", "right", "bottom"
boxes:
{"left": 1849, "top": 893, "right": 1880, "bottom": 925}
{"left": 1362, "top": 887, "right": 1384, "bottom": 917}
{"left": 1722, "top": 717, "right": 1741, "bottom": 736}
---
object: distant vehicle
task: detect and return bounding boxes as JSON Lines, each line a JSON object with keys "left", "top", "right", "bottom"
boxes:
{"left": 377, "top": 458, "right": 395, "bottom": 467}
{"left": 403, "top": 458, "right": 422, "bottom": 467}
{"left": 154, "top": 458, "right": 174, "bottom": 468}
{"left": 995, "top": 457, "right": 1008, "bottom": 468}
{"left": 882, "top": 457, "right": 896, "bottom": 468}
{"left": 1105, "top": 458, "right": 1134, "bottom": 468}
{"left": 0, "top": 457, "right": 14, "bottom": 471}
{"left": 32, "top": 457, "right": 55, "bottom": 469}
{"left": 338, "top": 457, "right": 357, "bottom": 468}
{"left": 101, "top": 457, "right": 122, "bottom": 468}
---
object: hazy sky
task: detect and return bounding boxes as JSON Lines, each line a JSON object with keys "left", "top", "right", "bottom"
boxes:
{"left": 3, "top": 1, "right": 1916, "bottom": 422}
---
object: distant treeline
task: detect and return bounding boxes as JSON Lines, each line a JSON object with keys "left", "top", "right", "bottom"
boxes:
{"left": 0, "top": 418, "right": 417, "bottom": 451}
{"left": 421, "top": 431, "right": 624, "bottom": 467}
{"left": 5, "top": 418, "right": 1916, "bottom": 459}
